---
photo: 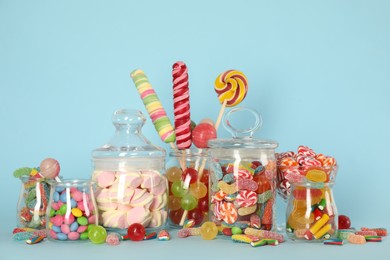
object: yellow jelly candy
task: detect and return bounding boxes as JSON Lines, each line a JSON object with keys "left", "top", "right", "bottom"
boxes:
{"left": 306, "top": 169, "right": 327, "bottom": 182}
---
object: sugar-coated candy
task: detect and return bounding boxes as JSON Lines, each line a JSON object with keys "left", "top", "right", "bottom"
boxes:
{"left": 361, "top": 227, "right": 387, "bottom": 236}
{"left": 238, "top": 205, "right": 257, "bottom": 216}
{"left": 244, "top": 228, "right": 284, "bottom": 243}
{"left": 250, "top": 238, "right": 279, "bottom": 247}
{"left": 355, "top": 230, "right": 377, "bottom": 236}
{"left": 158, "top": 230, "right": 170, "bottom": 241}
{"left": 26, "top": 235, "right": 45, "bottom": 245}
{"left": 250, "top": 215, "right": 261, "bottom": 229}
{"left": 324, "top": 238, "right": 343, "bottom": 245}
{"left": 364, "top": 236, "right": 382, "bottom": 242}
{"left": 338, "top": 229, "right": 354, "bottom": 240}
{"left": 348, "top": 234, "right": 366, "bottom": 244}
{"left": 231, "top": 234, "right": 255, "bottom": 244}
{"left": 105, "top": 232, "right": 121, "bottom": 246}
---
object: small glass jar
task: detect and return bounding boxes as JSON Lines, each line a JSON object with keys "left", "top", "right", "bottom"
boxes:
{"left": 46, "top": 179, "right": 98, "bottom": 241}
{"left": 208, "top": 107, "right": 279, "bottom": 231}
{"left": 16, "top": 175, "right": 50, "bottom": 229}
{"left": 166, "top": 149, "right": 210, "bottom": 228}
{"left": 91, "top": 109, "right": 168, "bottom": 234}
{"left": 286, "top": 165, "right": 338, "bottom": 241}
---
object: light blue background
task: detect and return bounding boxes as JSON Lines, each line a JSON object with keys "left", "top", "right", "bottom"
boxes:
{"left": 1, "top": 0, "right": 389, "bottom": 259}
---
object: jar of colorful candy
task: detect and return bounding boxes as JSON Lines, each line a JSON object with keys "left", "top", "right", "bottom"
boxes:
{"left": 208, "top": 107, "right": 278, "bottom": 231}
{"left": 91, "top": 109, "right": 168, "bottom": 234}
{"left": 46, "top": 179, "right": 98, "bottom": 241}
{"left": 166, "top": 149, "right": 210, "bottom": 228}
{"left": 285, "top": 165, "right": 339, "bottom": 241}
{"left": 17, "top": 175, "right": 50, "bottom": 229}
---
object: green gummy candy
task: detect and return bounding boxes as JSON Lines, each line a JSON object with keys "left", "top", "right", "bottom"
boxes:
{"left": 13, "top": 167, "right": 32, "bottom": 178}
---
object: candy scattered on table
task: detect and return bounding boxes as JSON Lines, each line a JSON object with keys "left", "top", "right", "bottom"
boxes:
{"left": 122, "top": 223, "right": 146, "bottom": 241}
{"left": 105, "top": 232, "right": 121, "bottom": 246}
{"left": 88, "top": 225, "right": 107, "bottom": 244}
{"left": 157, "top": 230, "right": 170, "bottom": 241}
{"left": 338, "top": 215, "right": 351, "bottom": 230}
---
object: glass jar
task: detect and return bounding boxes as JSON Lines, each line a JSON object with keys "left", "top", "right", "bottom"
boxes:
{"left": 286, "top": 165, "right": 338, "bottom": 241}
{"left": 91, "top": 109, "right": 168, "bottom": 234}
{"left": 166, "top": 149, "right": 210, "bottom": 228}
{"left": 16, "top": 175, "right": 50, "bottom": 229}
{"left": 208, "top": 107, "right": 279, "bottom": 231}
{"left": 46, "top": 179, "right": 98, "bottom": 241}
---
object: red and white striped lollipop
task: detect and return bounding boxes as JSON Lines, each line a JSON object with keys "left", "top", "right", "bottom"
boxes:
{"left": 172, "top": 61, "right": 192, "bottom": 149}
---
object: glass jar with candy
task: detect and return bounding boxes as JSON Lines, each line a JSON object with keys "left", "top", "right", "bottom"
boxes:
{"left": 15, "top": 158, "right": 61, "bottom": 229}
{"left": 46, "top": 179, "right": 98, "bottom": 241}
{"left": 208, "top": 107, "right": 279, "bottom": 232}
{"left": 166, "top": 149, "right": 210, "bottom": 228}
{"left": 91, "top": 109, "right": 168, "bottom": 235}
{"left": 280, "top": 146, "right": 339, "bottom": 241}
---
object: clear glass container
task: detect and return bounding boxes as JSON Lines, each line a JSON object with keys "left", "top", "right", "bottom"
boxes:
{"left": 208, "top": 107, "right": 279, "bottom": 231}
{"left": 46, "top": 179, "right": 98, "bottom": 241}
{"left": 166, "top": 148, "right": 210, "bottom": 228}
{"left": 91, "top": 109, "right": 168, "bottom": 234}
{"left": 17, "top": 176, "right": 51, "bottom": 229}
{"left": 285, "top": 165, "right": 338, "bottom": 241}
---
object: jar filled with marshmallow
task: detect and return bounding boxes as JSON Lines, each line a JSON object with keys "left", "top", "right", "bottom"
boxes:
{"left": 91, "top": 109, "right": 168, "bottom": 234}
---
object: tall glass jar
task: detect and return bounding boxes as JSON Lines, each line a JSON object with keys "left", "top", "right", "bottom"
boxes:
{"left": 16, "top": 176, "right": 50, "bottom": 229}
{"left": 208, "top": 107, "right": 279, "bottom": 231}
{"left": 166, "top": 149, "right": 210, "bottom": 228}
{"left": 46, "top": 179, "right": 98, "bottom": 241}
{"left": 91, "top": 109, "right": 168, "bottom": 234}
{"left": 285, "top": 165, "right": 338, "bottom": 241}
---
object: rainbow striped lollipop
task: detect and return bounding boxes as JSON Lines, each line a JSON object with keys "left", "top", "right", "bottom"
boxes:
{"left": 131, "top": 69, "right": 176, "bottom": 143}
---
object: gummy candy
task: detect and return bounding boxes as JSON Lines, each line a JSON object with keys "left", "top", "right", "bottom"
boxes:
{"left": 200, "top": 222, "right": 218, "bottom": 240}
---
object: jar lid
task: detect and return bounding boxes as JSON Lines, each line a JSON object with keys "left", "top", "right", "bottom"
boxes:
{"left": 92, "top": 109, "right": 165, "bottom": 160}
{"left": 208, "top": 107, "right": 278, "bottom": 149}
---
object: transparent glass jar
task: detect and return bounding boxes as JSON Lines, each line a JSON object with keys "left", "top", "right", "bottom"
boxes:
{"left": 17, "top": 176, "right": 51, "bottom": 229}
{"left": 166, "top": 149, "right": 210, "bottom": 228}
{"left": 46, "top": 179, "right": 98, "bottom": 241}
{"left": 286, "top": 165, "right": 338, "bottom": 241}
{"left": 91, "top": 109, "right": 168, "bottom": 234}
{"left": 208, "top": 107, "right": 279, "bottom": 231}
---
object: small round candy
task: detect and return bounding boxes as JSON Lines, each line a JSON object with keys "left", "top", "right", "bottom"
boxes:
{"left": 169, "top": 208, "right": 184, "bottom": 225}
{"left": 188, "top": 208, "right": 204, "bottom": 226}
{"left": 192, "top": 122, "right": 217, "bottom": 148}
{"left": 180, "top": 194, "right": 198, "bottom": 211}
{"left": 57, "top": 204, "right": 68, "bottom": 215}
{"left": 168, "top": 195, "right": 182, "bottom": 211}
{"left": 77, "top": 216, "right": 88, "bottom": 226}
{"left": 125, "top": 223, "right": 146, "bottom": 241}
{"left": 231, "top": 226, "right": 242, "bottom": 235}
{"left": 338, "top": 215, "right": 351, "bottom": 229}
{"left": 71, "top": 208, "right": 83, "bottom": 218}
{"left": 189, "top": 182, "right": 207, "bottom": 199}
{"left": 166, "top": 167, "right": 182, "bottom": 182}
{"left": 200, "top": 221, "right": 218, "bottom": 240}
{"left": 171, "top": 181, "right": 187, "bottom": 197}
{"left": 182, "top": 168, "right": 199, "bottom": 184}
{"left": 88, "top": 225, "right": 107, "bottom": 244}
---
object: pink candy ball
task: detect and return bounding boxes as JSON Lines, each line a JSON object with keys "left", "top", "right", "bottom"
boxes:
{"left": 61, "top": 224, "right": 71, "bottom": 234}
{"left": 39, "top": 158, "right": 60, "bottom": 179}
{"left": 64, "top": 214, "right": 75, "bottom": 225}
{"left": 50, "top": 215, "right": 64, "bottom": 226}
{"left": 77, "top": 225, "right": 88, "bottom": 233}
{"left": 77, "top": 201, "right": 86, "bottom": 211}
{"left": 192, "top": 123, "right": 217, "bottom": 148}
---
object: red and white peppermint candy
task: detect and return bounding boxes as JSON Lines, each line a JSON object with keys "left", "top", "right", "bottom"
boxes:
{"left": 211, "top": 190, "right": 227, "bottom": 203}
{"left": 282, "top": 167, "right": 301, "bottom": 178}
{"left": 278, "top": 179, "right": 291, "bottom": 197}
{"left": 277, "top": 151, "right": 295, "bottom": 160}
{"left": 297, "top": 145, "right": 316, "bottom": 157}
{"left": 323, "top": 157, "right": 337, "bottom": 167}
{"left": 234, "top": 169, "right": 253, "bottom": 180}
{"left": 236, "top": 190, "right": 258, "bottom": 207}
{"left": 220, "top": 202, "right": 238, "bottom": 224}
{"left": 213, "top": 201, "right": 224, "bottom": 220}
{"left": 278, "top": 157, "right": 299, "bottom": 167}
{"left": 300, "top": 157, "right": 322, "bottom": 167}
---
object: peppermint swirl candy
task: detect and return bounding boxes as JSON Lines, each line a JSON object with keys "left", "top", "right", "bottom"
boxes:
{"left": 214, "top": 70, "right": 248, "bottom": 107}
{"left": 172, "top": 61, "right": 192, "bottom": 149}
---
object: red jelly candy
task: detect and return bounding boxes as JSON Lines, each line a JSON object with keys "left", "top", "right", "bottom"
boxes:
{"left": 338, "top": 215, "right": 351, "bottom": 229}
{"left": 125, "top": 223, "right": 146, "bottom": 241}
{"left": 169, "top": 208, "right": 184, "bottom": 225}
{"left": 198, "top": 197, "right": 209, "bottom": 212}
{"left": 188, "top": 208, "right": 204, "bottom": 225}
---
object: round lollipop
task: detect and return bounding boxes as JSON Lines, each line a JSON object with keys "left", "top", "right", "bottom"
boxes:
{"left": 214, "top": 70, "right": 248, "bottom": 129}
{"left": 39, "top": 158, "right": 61, "bottom": 182}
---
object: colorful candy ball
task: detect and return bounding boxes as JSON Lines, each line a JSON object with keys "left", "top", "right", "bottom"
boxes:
{"left": 125, "top": 223, "right": 146, "bottom": 241}
{"left": 39, "top": 158, "right": 60, "bottom": 179}
{"left": 338, "top": 215, "right": 351, "bottom": 230}
{"left": 88, "top": 225, "right": 107, "bottom": 244}
{"left": 192, "top": 122, "right": 217, "bottom": 148}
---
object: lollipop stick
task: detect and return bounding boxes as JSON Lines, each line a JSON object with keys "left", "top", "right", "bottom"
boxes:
{"left": 214, "top": 99, "right": 227, "bottom": 130}
{"left": 179, "top": 210, "right": 189, "bottom": 226}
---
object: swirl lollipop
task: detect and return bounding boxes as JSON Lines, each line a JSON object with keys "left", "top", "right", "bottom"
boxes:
{"left": 172, "top": 61, "right": 192, "bottom": 150}
{"left": 131, "top": 69, "right": 176, "bottom": 144}
{"left": 214, "top": 70, "right": 248, "bottom": 129}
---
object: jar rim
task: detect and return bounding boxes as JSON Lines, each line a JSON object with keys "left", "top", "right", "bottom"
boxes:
{"left": 47, "top": 179, "right": 95, "bottom": 187}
